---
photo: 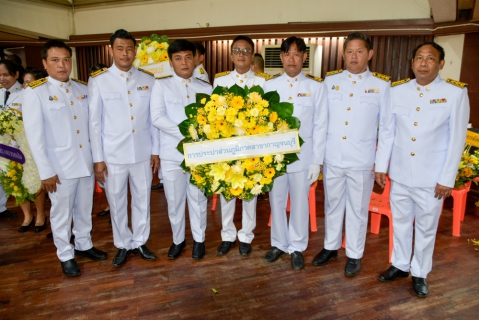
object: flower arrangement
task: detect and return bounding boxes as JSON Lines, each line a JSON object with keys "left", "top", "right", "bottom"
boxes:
{"left": 177, "top": 84, "right": 302, "bottom": 201}
{"left": 0, "top": 109, "right": 41, "bottom": 205}
{"left": 133, "top": 34, "right": 170, "bottom": 68}
{"left": 455, "top": 150, "right": 479, "bottom": 189}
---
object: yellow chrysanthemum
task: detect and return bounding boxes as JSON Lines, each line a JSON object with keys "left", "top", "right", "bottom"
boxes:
{"left": 231, "top": 96, "right": 245, "bottom": 109}
{"left": 197, "top": 115, "right": 207, "bottom": 125}
{"left": 264, "top": 168, "right": 276, "bottom": 178}
{"left": 263, "top": 155, "right": 273, "bottom": 165}
{"left": 216, "top": 120, "right": 227, "bottom": 131}
{"left": 249, "top": 125, "right": 260, "bottom": 135}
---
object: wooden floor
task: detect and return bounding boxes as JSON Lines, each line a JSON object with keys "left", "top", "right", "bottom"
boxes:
{"left": 0, "top": 183, "right": 478, "bottom": 319}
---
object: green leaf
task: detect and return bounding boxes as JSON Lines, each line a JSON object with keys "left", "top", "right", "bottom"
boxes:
{"left": 285, "top": 116, "right": 301, "bottom": 130}
{"left": 262, "top": 182, "right": 273, "bottom": 193}
{"left": 299, "top": 136, "right": 305, "bottom": 147}
{"left": 196, "top": 93, "right": 210, "bottom": 106}
{"left": 178, "top": 120, "right": 193, "bottom": 138}
{"left": 212, "top": 85, "right": 227, "bottom": 95}
{"left": 212, "top": 288, "right": 218, "bottom": 294}
{"left": 176, "top": 138, "right": 190, "bottom": 155}
{"left": 271, "top": 102, "right": 294, "bottom": 118}
{"left": 185, "top": 103, "right": 198, "bottom": 118}
{"left": 227, "top": 84, "right": 246, "bottom": 97}
{"left": 150, "top": 34, "right": 160, "bottom": 42}
{"left": 159, "top": 35, "right": 169, "bottom": 43}
{"left": 140, "top": 36, "right": 148, "bottom": 43}
{"left": 284, "top": 153, "right": 299, "bottom": 164}
{"left": 248, "top": 85, "right": 264, "bottom": 96}
{"left": 263, "top": 91, "right": 280, "bottom": 106}
{"left": 180, "top": 159, "right": 188, "bottom": 171}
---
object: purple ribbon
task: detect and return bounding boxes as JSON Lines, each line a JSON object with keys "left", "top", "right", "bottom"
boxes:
{"left": 0, "top": 143, "right": 25, "bottom": 164}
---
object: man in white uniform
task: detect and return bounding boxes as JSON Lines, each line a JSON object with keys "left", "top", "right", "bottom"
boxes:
{"left": 312, "top": 33, "right": 390, "bottom": 276}
{"left": 23, "top": 40, "right": 107, "bottom": 277}
{"left": 88, "top": 29, "right": 160, "bottom": 268}
{"left": 263, "top": 36, "right": 328, "bottom": 270}
{"left": 192, "top": 42, "right": 209, "bottom": 83}
{"left": 150, "top": 39, "right": 212, "bottom": 260}
{"left": 375, "top": 42, "right": 469, "bottom": 297}
{"left": 213, "top": 35, "right": 269, "bottom": 256}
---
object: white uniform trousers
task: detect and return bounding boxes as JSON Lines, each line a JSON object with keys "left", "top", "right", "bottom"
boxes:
{"left": 323, "top": 165, "right": 374, "bottom": 259}
{"left": 0, "top": 182, "right": 7, "bottom": 212}
{"left": 162, "top": 160, "right": 207, "bottom": 244}
{"left": 219, "top": 195, "right": 257, "bottom": 243}
{"left": 49, "top": 174, "right": 94, "bottom": 262}
{"left": 269, "top": 170, "right": 310, "bottom": 253}
{"left": 390, "top": 181, "right": 443, "bottom": 278}
{"left": 105, "top": 160, "right": 152, "bottom": 250}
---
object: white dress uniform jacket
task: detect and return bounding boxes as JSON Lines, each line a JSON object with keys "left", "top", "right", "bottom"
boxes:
{"left": 264, "top": 72, "right": 328, "bottom": 253}
{"left": 375, "top": 75, "right": 469, "bottom": 278}
{"left": 193, "top": 64, "right": 209, "bottom": 83}
{"left": 1, "top": 81, "right": 24, "bottom": 111}
{"left": 23, "top": 76, "right": 95, "bottom": 262}
{"left": 213, "top": 69, "right": 266, "bottom": 89}
{"left": 150, "top": 73, "right": 212, "bottom": 244}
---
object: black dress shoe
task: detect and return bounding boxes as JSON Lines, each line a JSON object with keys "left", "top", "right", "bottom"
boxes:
{"left": 216, "top": 241, "right": 236, "bottom": 255}
{"left": 264, "top": 247, "right": 285, "bottom": 263}
{"left": 312, "top": 248, "right": 338, "bottom": 266}
{"left": 33, "top": 218, "right": 47, "bottom": 232}
{"left": 18, "top": 217, "right": 35, "bottom": 233}
{"left": 133, "top": 245, "right": 157, "bottom": 261}
{"left": 412, "top": 276, "right": 429, "bottom": 297}
{"left": 291, "top": 251, "right": 304, "bottom": 271}
{"left": 0, "top": 209, "right": 16, "bottom": 218}
{"left": 112, "top": 248, "right": 130, "bottom": 267}
{"left": 61, "top": 259, "right": 81, "bottom": 277}
{"left": 344, "top": 258, "right": 361, "bottom": 276}
{"left": 151, "top": 182, "right": 163, "bottom": 190}
{"left": 75, "top": 247, "right": 108, "bottom": 261}
{"left": 239, "top": 242, "right": 251, "bottom": 256}
{"left": 168, "top": 241, "right": 186, "bottom": 260}
{"left": 97, "top": 209, "right": 110, "bottom": 217}
{"left": 192, "top": 241, "right": 205, "bottom": 260}
{"left": 378, "top": 266, "right": 410, "bottom": 282}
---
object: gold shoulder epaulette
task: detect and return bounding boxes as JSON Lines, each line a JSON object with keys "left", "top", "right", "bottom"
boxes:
{"left": 155, "top": 75, "right": 173, "bottom": 80}
{"left": 28, "top": 78, "right": 48, "bottom": 89}
{"left": 90, "top": 67, "right": 107, "bottom": 78}
{"left": 195, "top": 77, "right": 211, "bottom": 84}
{"left": 372, "top": 72, "right": 391, "bottom": 82}
{"left": 266, "top": 72, "right": 282, "bottom": 81}
{"left": 391, "top": 78, "right": 410, "bottom": 87}
{"left": 306, "top": 74, "right": 323, "bottom": 82}
{"left": 215, "top": 71, "right": 230, "bottom": 78}
{"left": 446, "top": 78, "right": 467, "bottom": 89}
{"left": 0, "top": 84, "right": 2, "bottom": 89}
{"left": 138, "top": 68, "right": 154, "bottom": 77}
{"left": 326, "top": 69, "right": 343, "bottom": 77}
{"left": 71, "top": 78, "right": 87, "bottom": 86}
{"left": 254, "top": 72, "right": 271, "bottom": 80}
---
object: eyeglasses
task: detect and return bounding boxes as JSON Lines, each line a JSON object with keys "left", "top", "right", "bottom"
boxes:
{"left": 232, "top": 48, "right": 252, "bottom": 56}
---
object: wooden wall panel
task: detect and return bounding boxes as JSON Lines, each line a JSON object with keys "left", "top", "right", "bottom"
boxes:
{"left": 75, "top": 45, "right": 112, "bottom": 81}
{"left": 461, "top": 32, "right": 479, "bottom": 126}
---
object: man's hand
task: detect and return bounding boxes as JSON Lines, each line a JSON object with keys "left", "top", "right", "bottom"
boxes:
{"left": 94, "top": 162, "right": 108, "bottom": 184}
{"left": 375, "top": 172, "right": 387, "bottom": 188}
{"left": 307, "top": 165, "right": 320, "bottom": 185}
{"left": 434, "top": 183, "right": 452, "bottom": 200}
{"left": 151, "top": 155, "right": 160, "bottom": 174}
{"left": 42, "top": 175, "right": 61, "bottom": 193}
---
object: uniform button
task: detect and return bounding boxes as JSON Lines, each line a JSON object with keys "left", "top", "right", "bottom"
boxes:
{"left": 349, "top": 93, "right": 353, "bottom": 97}
{"left": 131, "top": 116, "right": 134, "bottom": 120}
{"left": 342, "top": 136, "right": 347, "bottom": 139}
{"left": 70, "top": 101, "right": 73, "bottom": 105}
{"left": 417, "top": 87, "right": 421, "bottom": 91}
{"left": 187, "top": 95, "right": 190, "bottom": 99}
{"left": 66, "top": 89, "right": 69, "bottom": 93}
{"left": 358, "top": 75, "right": 362, "bottom": 79}
{"left": 419, "top": 93, "right": 424, "bottom": 97}
{"left": 68, "top": 82, "right": 71, "bottom": 86}
{"left": 188, "top": 79, "right": 191, "bottom": 82}
{"left": 60, "top": 83, "right": 63, "bottom": 87}
{"left": 352, "top": 81, "right": 356, "bottom": 85}
{"left": 76, "top": 130, "right": 80, "bottom": 134}
{"left": 185, "top": 84, "right": 188, "bottom": 88}
{"left": 426, "top": 86, "right": 430, "bottom": 91}
{"left": 345, "top": 121, "right": 348, "bottom": 125}
{"left": 414, "top": 122, "right": 418, "bottom": 126}
{"left": 412, "top": 137, "right": 416, "bottom": 141}
{"left": 120, "top": 73, "right": 124, "bottom": 77}
{"left": 294, "top": 78, "right": 298, "bottom": 81}
{"left": 236, "top": 74, "right": 239, "bottom": 78}
{"left": 416, "top": 107, "right": 420, "bottom": 111}
{"left": 348, "top": 74, "right": 352, "bottom": 78}
{"left": 289, "top": 84, "right": 293, "bottom": 87}
{"left": 132, "top": 129, "right": 135, "bottom": 133}
{"left": 79, "top": 144, "right": 82, "bottom": 148}
{"left": 128, "top": 90, "right": 131, "bottom": 94}
{"left": 347, "top": 107, "right": 351, "bottom": 111}
{"left": 129, "top": 71, "right": 132, "bottom": 75}
{"left": 182, "top": 79, "right": 186, "bottom": 83}
{"left": 126, "top": 78, "right": 129, "bottom": 82}
{"left": 288, "top": 97, "right": 292, "bottom": 100}
{"left": 411, "top": 152, "right": 415, "bottom": 156}
{"left": 240, "top": 80, "right": 243, "bottom": 84}
{"left": 73, "top": 115, "right": 77, "bottom": 119}
{"left": 129, "top": 103, "right": 133, "bottom": 107}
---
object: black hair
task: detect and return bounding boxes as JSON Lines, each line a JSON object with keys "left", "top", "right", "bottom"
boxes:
{"left": 89, "top": 63, "right": 108, "bottom": 74}
{"left": 24, "top": 66, "right": 47, "bottom": 80}
{"left": 280, "top": 36, "right": 307, "bottom": 53}
{"left": 412, "top": 42, "right": 445, "bottom": 61}
{"left": 110, "top": 29, "right": 136, "bottom": 47}
{"left": 41, "top": 39, "right": 72, "bottom": 60}
{"left": 231, "top": 35, "right": 254, "bottom": 51}
{"left": 194, "top": 42, "right": 205, "bottom": 56}
{"left": 343, "top": 33, "right": 372, "bottom": 51}
{"left": 0, "top": 59, "right": 24, "bottom": 84}
{"left": 167, "top": 39, "right": 196, "bottom": 59}
{"left": 6, "top": 54, "right": 22, "bottom": 66}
